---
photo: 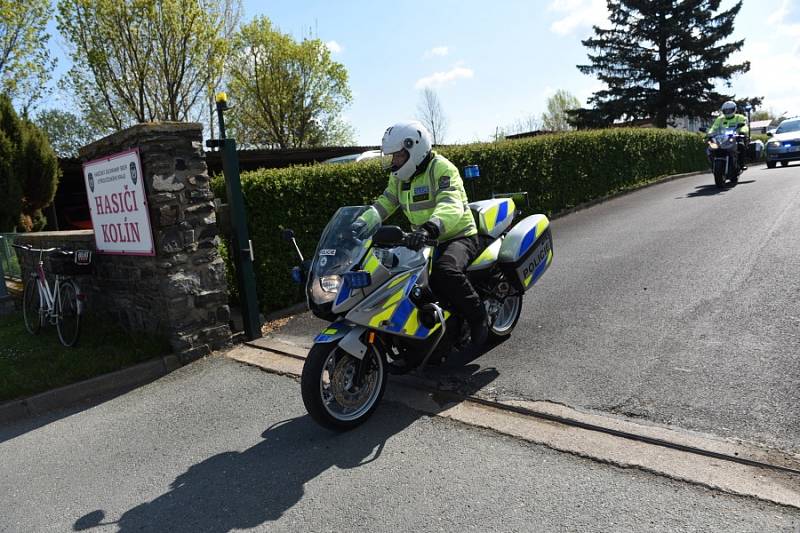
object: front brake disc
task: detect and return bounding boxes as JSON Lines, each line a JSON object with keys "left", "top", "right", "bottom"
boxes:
{"left": 331, "top": 356, "right": 376, "bottom": 409}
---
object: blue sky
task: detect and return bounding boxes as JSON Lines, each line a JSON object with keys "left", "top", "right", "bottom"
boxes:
{"left": 43, "top": 0, "right": 800, "bottom": 145}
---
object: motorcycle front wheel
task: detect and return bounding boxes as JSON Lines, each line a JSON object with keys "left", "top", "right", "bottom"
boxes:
{"left": 301, "top": 341, "right": 387, "bottom": 430}
{"left": 713, "top": 161, "right": 726, "bottom": 188}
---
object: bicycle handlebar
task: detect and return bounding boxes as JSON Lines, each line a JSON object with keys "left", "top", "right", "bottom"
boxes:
{"left": 11, "top": 243, "right": 74, "bottom": 256}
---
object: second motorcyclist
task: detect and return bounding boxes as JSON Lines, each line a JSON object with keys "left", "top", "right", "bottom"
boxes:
{"left": 355, "top": 121, "right": 488, "bottom": 348}
{"left": 707, "top": 100, "right": 750, "bottom": 169}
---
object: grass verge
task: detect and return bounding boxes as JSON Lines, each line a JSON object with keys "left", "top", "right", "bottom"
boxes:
{"left": 0, "top": 310, "right": 170, "bottom": 402}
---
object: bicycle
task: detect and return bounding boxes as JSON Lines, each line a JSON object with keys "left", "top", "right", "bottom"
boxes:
{"left": 11, "top": 244, "right": 92, "bottom": 347}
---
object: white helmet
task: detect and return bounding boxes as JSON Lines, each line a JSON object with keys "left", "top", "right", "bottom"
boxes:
{"left": 381, "top": 121, "right": 433, "bottom": 182}
{"left": 721, "top": 100, "right": 737, "bottom": 118}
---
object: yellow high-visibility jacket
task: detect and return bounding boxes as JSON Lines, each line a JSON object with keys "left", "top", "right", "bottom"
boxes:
{"left": 370, "top": 151, "right": 477, "bottom": 241}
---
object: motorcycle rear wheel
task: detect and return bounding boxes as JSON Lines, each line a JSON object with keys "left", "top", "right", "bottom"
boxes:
{"left": 301, "top": 342, "right": 387, "bottom": 430}
{"left": 489, "top": 294, "right": 523, "bottom": 340}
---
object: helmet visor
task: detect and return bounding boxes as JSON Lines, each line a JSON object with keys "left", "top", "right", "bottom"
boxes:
{"left": 381, "top": 149, "right": 409, "bottom": 172}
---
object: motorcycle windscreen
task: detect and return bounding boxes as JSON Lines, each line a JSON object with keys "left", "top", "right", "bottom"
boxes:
{"left": 498, "top": 214, "right": 554, "bottom": 292}
{"left": 306, "top": 205, "right": 380, "bottom": 319}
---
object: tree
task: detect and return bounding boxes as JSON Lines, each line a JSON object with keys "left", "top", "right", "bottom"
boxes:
{"left": 573, "top": 0, "right": 750, "bottom": 128}
{"left": 416, "top": 87, "right": 448, "bottom": 144}
{"left": 733, "top": 96, "right": 763, "bottom": 115}
{"left": 0, "top": 0, "right": 56, "bottom": 113}
{"left": 226, "top": 17, "right": 353, "bottom": 149}
{"left": 34, "top": 109, "right": 96, "bottom": 157}
{"left": 18, "top": 120, "right": 60, "bottom": 231}
{"left": 0, "top": 95, "right": 24, "bottom": 231}
{"left": 0, "top": 95, "right": 60, "bottom": 232}
{"left": 56, "top": 0, "right": 240, "bottom": 132}
{"left": 504, "top": 114, "right": 540, "bottom": 136}
{"left": 541, "top": 90, "right": 581, "bottom": 131}
{"left": 751, "top": 110, "right": 771, "bottom": 122}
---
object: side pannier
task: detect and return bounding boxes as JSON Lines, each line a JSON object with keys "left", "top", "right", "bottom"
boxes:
{"left": 497, "top": 214, "right": 553, "bottom": 292}
{"left": 468, "top": 198, "right": 516, "bottom": 239}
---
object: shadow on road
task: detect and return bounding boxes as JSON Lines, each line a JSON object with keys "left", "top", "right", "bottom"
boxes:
{"left": 73, "top": 364, "right": 499, "bottom": 533}
{"left": 680, "top": 179, "right": 755, "bottom": 198}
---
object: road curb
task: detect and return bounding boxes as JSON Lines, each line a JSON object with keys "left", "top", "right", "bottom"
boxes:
{"left": 0, "top": 354, "right": 181, "bottom": 425}
{"left": 226, "top": 342, "right": 800, "bottom": 510}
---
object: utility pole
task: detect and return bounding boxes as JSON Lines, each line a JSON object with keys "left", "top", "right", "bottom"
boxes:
{"left": 206, "top": 93, "right": 261, "bottom": 340}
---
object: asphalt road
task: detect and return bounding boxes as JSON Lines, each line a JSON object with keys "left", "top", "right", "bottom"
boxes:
{"left": 486, "top": 163, "right": 800, "bottom": 453}
{"left": 2, "top": 356, "right": 798, "bottom": 533}
{"left": 271, "top": 163, "right": 800, "bottom": 454}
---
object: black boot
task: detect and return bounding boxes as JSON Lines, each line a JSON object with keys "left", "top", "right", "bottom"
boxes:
{"left": 468, "top": 310, "right": 489, "bottom": 348}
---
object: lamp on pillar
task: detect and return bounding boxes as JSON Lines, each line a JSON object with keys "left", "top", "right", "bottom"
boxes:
{"left": 207, "top": 92, "right": 262, "bottom": 340}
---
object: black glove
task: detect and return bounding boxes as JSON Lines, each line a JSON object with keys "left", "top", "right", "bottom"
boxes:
{"left": 406, "top": 229, "right": 429, "bottom": 251}
{"left": 420, "top": 221, "right": 441, "bottom": 240}
{"left": 350, "top": 219, "right": 367, "bottom": 238}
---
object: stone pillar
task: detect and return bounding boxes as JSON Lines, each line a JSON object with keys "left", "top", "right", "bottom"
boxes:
{"left": 72, "top": 122, "right": 231, "bottom": 359}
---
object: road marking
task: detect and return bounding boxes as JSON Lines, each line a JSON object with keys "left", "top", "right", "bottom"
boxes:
{"left": 225, "top": 341, "right": 800, "bottom": 509}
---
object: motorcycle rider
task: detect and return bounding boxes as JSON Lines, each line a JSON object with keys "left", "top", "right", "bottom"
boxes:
{"left": 357, "top": 121, "right": 488, "bottom": 347}
{"left": 707, "top": 100, "right": 750, "bottom": 169}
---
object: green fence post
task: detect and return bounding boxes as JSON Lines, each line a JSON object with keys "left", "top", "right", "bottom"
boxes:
{"left": 0, "top": 238, "right": 8, "bottom": 299}
{"left": 0, "top": 236, "right": 13, "bottom": 315}
{"left": 207, "top": 93, "right": 262, "bottom": 340}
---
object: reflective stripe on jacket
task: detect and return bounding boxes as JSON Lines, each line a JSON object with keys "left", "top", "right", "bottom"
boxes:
{"left": 709, "top": 114, "right": 749, "bottom": 135}
{"left": 371, "top": 151, "right": 477, "bottom": 241}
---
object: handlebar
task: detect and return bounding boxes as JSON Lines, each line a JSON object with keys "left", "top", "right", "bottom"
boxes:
{"left": 11, "top": 244, "right": 76, "bottom": 256}
{"left": 372, "top": 231, "right": 437, "bottom": 249}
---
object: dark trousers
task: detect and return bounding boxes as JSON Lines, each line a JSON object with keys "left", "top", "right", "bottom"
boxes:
{"left": 430, "top": 235, "right": 484, "bottom": 324}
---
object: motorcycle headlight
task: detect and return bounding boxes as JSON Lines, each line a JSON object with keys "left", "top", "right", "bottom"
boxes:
{"left": 320, "top": 275, "right": 341, "bottom": 293}
{"left": 768, "top": 141, "right": 781, "bottom": 148}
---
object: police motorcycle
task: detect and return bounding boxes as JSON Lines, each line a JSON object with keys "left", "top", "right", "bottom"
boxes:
{"left": 284, "top": 187, "right": 554, "bottom": 430}
{"left": 704, "top": 126, "right": 747, "bottom": 188}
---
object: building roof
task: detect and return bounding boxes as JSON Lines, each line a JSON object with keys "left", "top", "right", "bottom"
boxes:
{"left": 750, "top": 120, "right": 773, "bottom": 129}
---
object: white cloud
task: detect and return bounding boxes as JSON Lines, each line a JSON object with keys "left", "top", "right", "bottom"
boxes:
{"left": 423, "top": 46, "right": 449, "bottom": 59}
{"left": 730, "top": 0, "right": 800, "bottom": 116}
{"left": 414, "top": 65, "right": 474, "bottom": 89}
{"left": 548, "top": 0, "right": 609, "bottom": 36}
{"left": 326, "top": 40, "right": 343, "bottom": 54}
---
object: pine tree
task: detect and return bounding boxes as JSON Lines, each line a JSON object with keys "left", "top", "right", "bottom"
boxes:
{"left": 571, "top": 0, "right": 750, "bottom": 128}
{"left": 0, "top": 94, "right": 24, "bottom": 231}
{"left": 0, "top": 94, "right": 60, "bottom": 231}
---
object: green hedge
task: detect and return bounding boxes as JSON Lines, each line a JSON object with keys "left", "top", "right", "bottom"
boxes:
{"left": 213, "top": 128, "right": 708, "bottom": 313}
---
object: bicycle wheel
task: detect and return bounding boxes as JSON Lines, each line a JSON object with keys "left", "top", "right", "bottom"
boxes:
{"left": 22, "top": 276, "right": 42, "bottom": 335}
{"left": 56, "top": 280, "right": 81, "bottom": 347}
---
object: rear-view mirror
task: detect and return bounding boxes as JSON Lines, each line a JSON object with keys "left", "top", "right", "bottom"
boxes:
{"left": 373, "top": 226, "right": 404, "bottom": 246}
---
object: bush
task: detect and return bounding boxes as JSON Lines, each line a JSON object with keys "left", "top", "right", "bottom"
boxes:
{"left": 213, "top": 128, "right": 707, "bottom": 313}
{"left": 0, "top": 94, "right": 60, "bottom": 232}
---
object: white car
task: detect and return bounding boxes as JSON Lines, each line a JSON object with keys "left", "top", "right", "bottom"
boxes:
{"left": 322, "top": 150, "right": 381, "bottom": 165}
{"left": 765, "top": 117, "right": 800, "bottom": 168}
